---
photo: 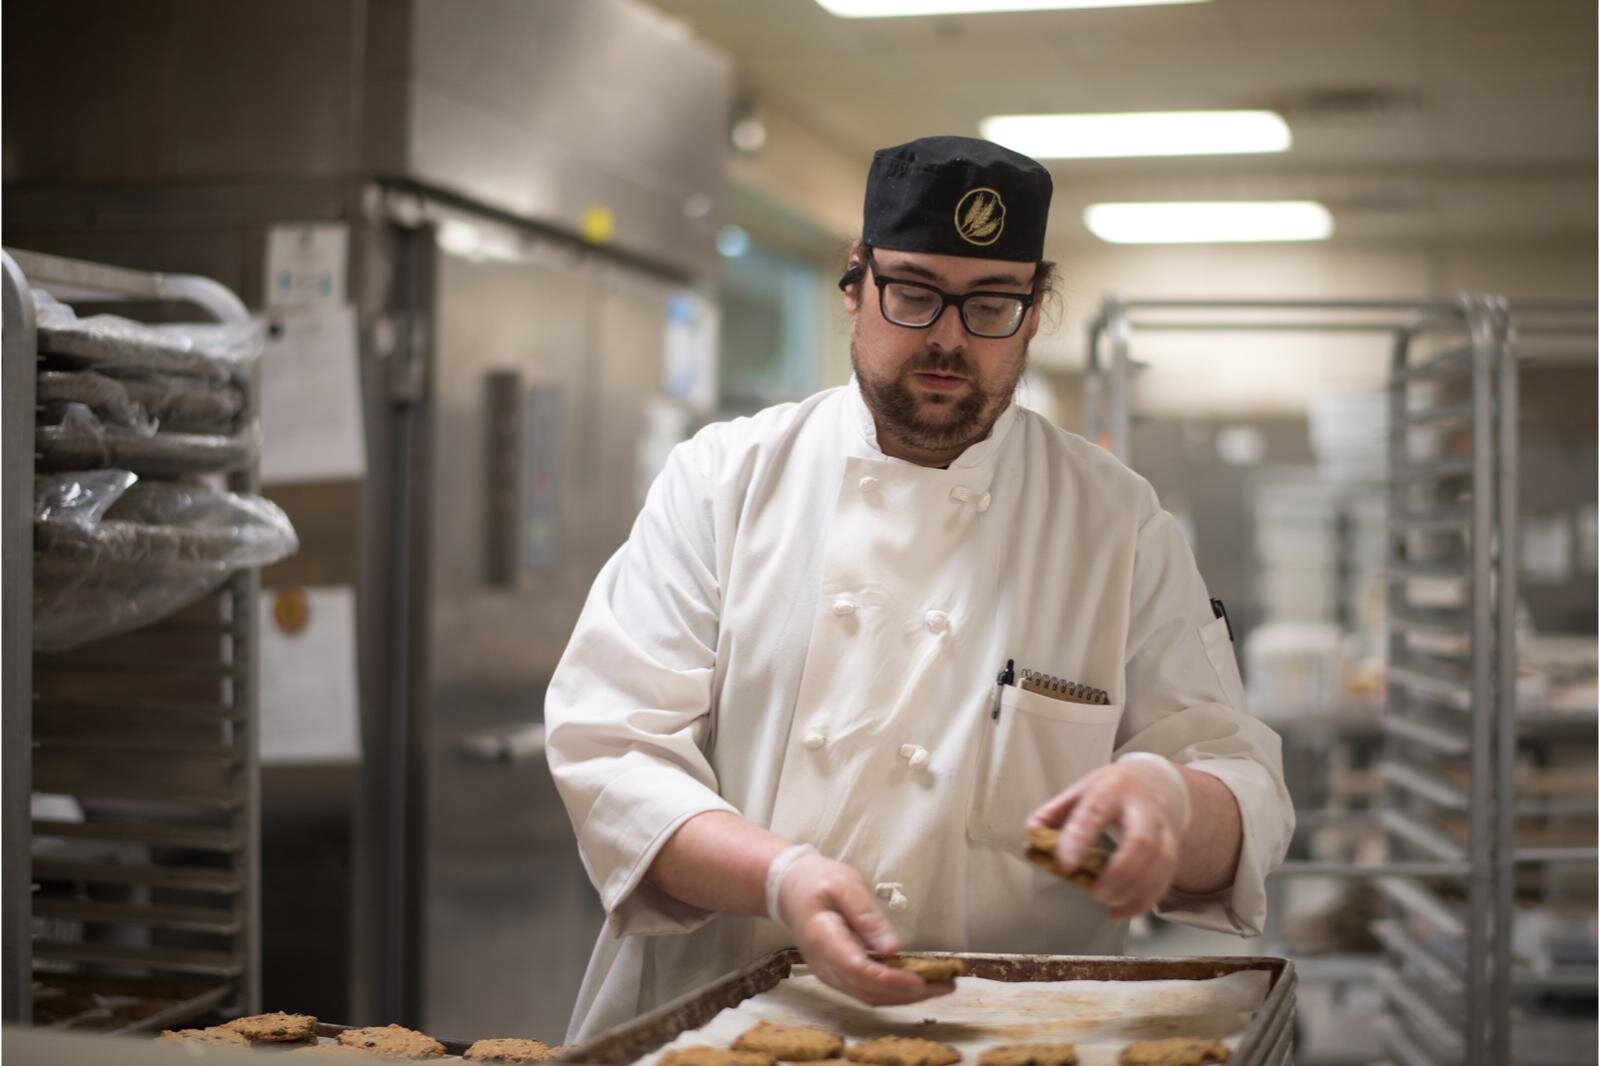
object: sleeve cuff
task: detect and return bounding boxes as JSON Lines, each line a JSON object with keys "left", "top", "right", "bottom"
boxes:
{"left": 1154, "top": 757, "right": 1291, "bottom": 937}
{"left": 577, "top": 767, "right": 739, "bottom": 938}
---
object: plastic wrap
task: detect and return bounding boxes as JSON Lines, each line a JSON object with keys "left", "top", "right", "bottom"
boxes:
{"left": 33, "top": 470, "right": 299, "bottom": 652}
{"left": 31, "top": 289, "right": 263, "bottom": 384}
{"left": 36, "top": 403, "right": 256, "bottom": 478}
{"left": 119, "top": 373, "right": 246, "bottom": 434}
{"left": 36, "top": 371, "right": 158, "bottom": 436}
{"left": 37, "top": 368, "right": 245, "bottom": 436}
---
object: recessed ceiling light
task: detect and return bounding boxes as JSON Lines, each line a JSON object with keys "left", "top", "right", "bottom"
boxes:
{"left": 1083, "top": 202, "right": 1334, "bottom": 243}
{"left": 981, "top": 111, "right": 1290, "bottom": 159}
{"left": 815, "top": 0, "right": 1208, "bottom": 16}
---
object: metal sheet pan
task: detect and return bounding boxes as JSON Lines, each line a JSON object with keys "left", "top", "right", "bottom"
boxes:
{"left": 568, "top": 951, "right": 1295, "bottom": 1066}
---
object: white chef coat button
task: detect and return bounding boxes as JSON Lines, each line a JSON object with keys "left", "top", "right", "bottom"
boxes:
{"left": 803, "top": 730, "right": 826, "bottom": 750}
{"left": 832, "top": 598, "right": 857, "bottom": 617}
{"left": 977, "top": 492, "right": 992, "bottom": 512}
{"left": 924, "top": 609, "right": 949, "bottom": 633}
{"left": 858, "top": 475, "right": 879, "bottom": 493}
{"left": 874, "top": 882, "right": 910, "bottom": 912}
{"left": 898, "top": 743, "right": 930, "bottom": 769}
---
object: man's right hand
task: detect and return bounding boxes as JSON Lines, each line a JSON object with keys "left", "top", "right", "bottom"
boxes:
{"left": 773, "top": 850, "right": 954, "bottom": 1007}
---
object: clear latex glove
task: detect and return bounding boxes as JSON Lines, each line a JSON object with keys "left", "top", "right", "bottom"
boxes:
{"left": 1026, "top": 753, "right": 1195, "bottom": 921}
{"left": 766, "top": 844, "right": 953, "bottom": 1007}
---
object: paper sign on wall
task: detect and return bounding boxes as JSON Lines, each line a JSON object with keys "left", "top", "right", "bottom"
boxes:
{"left": 259, "top": 585, "right": 362, "bottom": 764}
{"left": 265, "top": 223, "right": 348, "bottom": 308}
{"left": 260, "top": 305, "right": 366, "bottom": 484}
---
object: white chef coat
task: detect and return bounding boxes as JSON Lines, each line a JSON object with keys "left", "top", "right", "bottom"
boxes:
{"left": 544, "top": 380, "right": 1292, "bottom": 1042}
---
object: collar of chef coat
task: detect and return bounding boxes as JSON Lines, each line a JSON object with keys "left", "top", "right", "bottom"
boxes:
{"left": 848, "top": 374, "right": 1021, "bottom": 471}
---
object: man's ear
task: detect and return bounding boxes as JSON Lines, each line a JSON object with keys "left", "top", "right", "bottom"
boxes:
{"left": 1023, "top": 302, "right": 1042, "bottom": 343}
{"left": 842, "top": 241, "right": 865, "bottom": 317}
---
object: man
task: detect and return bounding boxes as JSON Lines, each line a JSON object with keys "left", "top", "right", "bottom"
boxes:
{"left": 546, "top": 136, "right": 1292, "bottom": 1041}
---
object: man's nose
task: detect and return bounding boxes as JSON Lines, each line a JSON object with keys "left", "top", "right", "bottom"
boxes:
{"left": 926, "top": 303, "right": 967, "bottom": 352}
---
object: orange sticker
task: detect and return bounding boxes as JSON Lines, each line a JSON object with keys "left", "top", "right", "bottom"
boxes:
{"left": 273, "top": 588, "right": 310, "bottom": 635}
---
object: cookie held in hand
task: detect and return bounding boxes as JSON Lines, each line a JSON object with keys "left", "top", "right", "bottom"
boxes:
{"left": 1117, "top": 1038, "right": 1230, "bottom": 1065}
{"left": 733, "top": 1021, "right": 845, "bottom": 1061}
{"left": 884, "top": 957, "right": 968, "bottom": 983}
{"left": 845, "top": 1036, "right": 962, "bottom": 1066}
{"left": 1023, "top": 826, "right": 1107, "bottom": 889}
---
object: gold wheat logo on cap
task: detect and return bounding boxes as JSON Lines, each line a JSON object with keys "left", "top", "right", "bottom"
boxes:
{"left": 955, "top": 187, "right": 1005, "bottom": 246}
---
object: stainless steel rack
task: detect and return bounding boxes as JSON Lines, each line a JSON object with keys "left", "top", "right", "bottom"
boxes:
{"left": 1, "top": 249, "right": 263, "bottom": 1032}
{"left": 1085, "top": 295, "right": 1598, "bottom": 1066}
{"left": 1382, "top": 299, "right": 1597, "bottom": 1066}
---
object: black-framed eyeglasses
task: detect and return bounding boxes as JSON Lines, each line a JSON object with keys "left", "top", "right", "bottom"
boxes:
{"left": 864, "top": 253, "right": 1035, "bottom": 339}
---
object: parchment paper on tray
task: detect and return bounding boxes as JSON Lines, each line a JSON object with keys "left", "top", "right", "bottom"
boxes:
{"left": 632, "top": 970, "right": 1269, "bottom": 1066}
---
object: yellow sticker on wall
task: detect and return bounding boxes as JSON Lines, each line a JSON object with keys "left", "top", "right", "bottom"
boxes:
{"left": 580, "top": 205, "right": 616, "bottom": 246}
{"left": 273, "top": 587, "right": 311, "bottom": 635}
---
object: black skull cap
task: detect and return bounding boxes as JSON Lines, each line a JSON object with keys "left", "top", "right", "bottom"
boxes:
{"left": 863, "top": 135, "right": 1052, "bottom": 263}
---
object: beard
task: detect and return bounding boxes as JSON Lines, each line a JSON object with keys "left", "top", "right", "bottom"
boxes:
{"left": 851, "top": 339, "right": 1026, "bottom": 456}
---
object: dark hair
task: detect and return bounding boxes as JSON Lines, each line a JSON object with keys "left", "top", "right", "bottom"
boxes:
{"left": 837, "top": 241, "right": 1060, "bottom": 320}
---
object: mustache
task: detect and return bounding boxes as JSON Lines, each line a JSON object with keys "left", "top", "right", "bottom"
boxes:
{"left": 902, "top": 352, "right": 974, "bottom": 377}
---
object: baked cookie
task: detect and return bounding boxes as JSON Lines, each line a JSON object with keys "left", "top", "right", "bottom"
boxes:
{"left": 465, "top": 1038, "right": 561, "bottom": 1062}
{"left": 978, "top": 1046, "right": 1079, "bottom": 1066}
{"left": 845, "top": 1036, "right": 962, "bottom": 1066}
{"left": 1117, "top": 1038, "right": 1230, "bottom": 1066}
{"left": 226, "top": 1011, "right": 319, "bottom": 1042}
{"left": 733, "top": 1021, "right": 845, "bottom": 1061}
{"left": 660, "top": 1046, "right": 776, "bottom": 1066}
{"left": 1023, "top": 826, "right": 1107, "bottom": 889}
{"left": 286, "top": 1045, "right": 373, "bottom": 1057}
{"left": 886, "top": 958, "right": 968, "bottom": 983}
{"left": 156, "top": 1027, "right": 251, "bottom": 1048}
{"left": 335, "top": 1023, "right": 447, "bottom": 1060}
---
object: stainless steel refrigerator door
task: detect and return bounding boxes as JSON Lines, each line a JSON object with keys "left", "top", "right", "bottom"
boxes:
{"left": 421, "top": 234, "right": 677, "bottom": 1041}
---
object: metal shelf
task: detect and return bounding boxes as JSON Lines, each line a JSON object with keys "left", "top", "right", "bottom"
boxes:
{"left": 1371, "top": 919, "right": 1466, "bottom": 996}
{"left": 3, "top": 248, "right": 264, "bottom": 1026}
{"left": 1376, "top": 1013, "right": 1452, "bottom": 1066}
{"left": 31, "top": 819, "right": 245, "bottom": 853}
{"left": 1376, "top": 877, "right": 1467, "bottom": 940}
{"left": 32, "top": 899, "right": 243, "bottom": 935}
{"left": 1380, "top": 757, "right": 1471, "bottom": 811}
{"left": 1377, "top": 966, "right": 1466, "bottom": 1063}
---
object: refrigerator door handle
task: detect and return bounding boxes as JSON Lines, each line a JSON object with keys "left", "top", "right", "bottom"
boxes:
{"left": 453, "top": 723, "right": 546, "bottom": 764}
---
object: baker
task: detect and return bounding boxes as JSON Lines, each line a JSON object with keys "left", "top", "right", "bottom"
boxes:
{"left": 545, "top": 135, "right": 1293, "bottom": 1042}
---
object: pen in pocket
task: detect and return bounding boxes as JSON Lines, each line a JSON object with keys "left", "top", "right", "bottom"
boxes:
{"left": 992, "top": 659, "right": 1109, "bottom": 719}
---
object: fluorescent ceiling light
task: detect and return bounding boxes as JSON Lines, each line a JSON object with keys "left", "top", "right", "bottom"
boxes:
{"left": 981, "top": 111, "right": 1289, "bottom": 159}
{"left": 1084, "top": 202, "right": 1334, "bottom": 243}
{"left": 816, "top": 0, "right": 1208, "bottom": 16}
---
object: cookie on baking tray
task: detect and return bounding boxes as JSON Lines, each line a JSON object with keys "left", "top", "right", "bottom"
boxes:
{"left": 733, "top": 1021, "right": 845, "bottom": 1061}
{"left": 156, "top": 1027, "right": 251, "bottom": 1047}
{"left": 335, "top": 1023, "right": 448, "bottom": 1059}
{"left": 660, "top": 1046, "right": 777, "bottom": 1066}
{"left": 1023, "top": 826, "right": 1107, "bottom": 889}
{"left": 225, "top": 1010, "right": 319, "bottom": 1042}
{"left": 1117, "top": 1038, "right": 1230, "bottom": 1066}
{"left": 845, "top": 1036, "right": 962, "bottom": 1066}
{"left": 885, "top": 958, "right": 968, "bottom": 983}
{"left": 978, "top": 1045, "right": 1079, "bottom": 1066}
{"left": 287, "top": 1046, "right": 373, "bottom": 1058}
{"left": 465, "top": 1038, "right": 563, "bottom": 1062}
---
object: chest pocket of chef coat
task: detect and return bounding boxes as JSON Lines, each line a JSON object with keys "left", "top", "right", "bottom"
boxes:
{"left": 967, "top": 685, "right": 1124, "bottom": 852}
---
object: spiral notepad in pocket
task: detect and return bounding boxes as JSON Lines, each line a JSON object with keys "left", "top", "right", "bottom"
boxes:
{"left": 1017, "top": 667, "right": 1110, "bottom": 706}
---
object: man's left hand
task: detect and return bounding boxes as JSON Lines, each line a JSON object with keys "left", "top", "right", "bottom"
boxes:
{"left": 1026, "top": 756, "right": 1192, "bottom": 921}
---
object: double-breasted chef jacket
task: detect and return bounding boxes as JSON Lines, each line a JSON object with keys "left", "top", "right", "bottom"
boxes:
{"left": 545, "top": 380, "right": 1293, "bottom": 1041}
